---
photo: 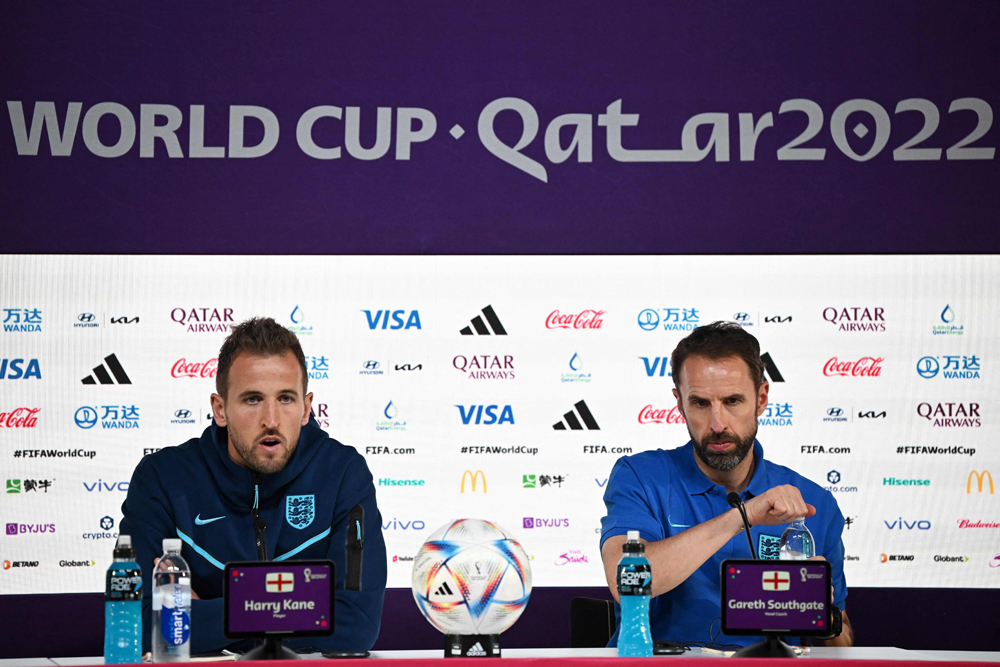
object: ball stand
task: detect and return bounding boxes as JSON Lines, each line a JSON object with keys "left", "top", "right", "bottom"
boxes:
{"left": 445, "top": 634, "right": 501, "bottom": 658}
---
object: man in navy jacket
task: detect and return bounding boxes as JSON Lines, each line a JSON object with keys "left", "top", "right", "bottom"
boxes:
{"left": 120, "top": 317, "right": 386, "bottom": 654}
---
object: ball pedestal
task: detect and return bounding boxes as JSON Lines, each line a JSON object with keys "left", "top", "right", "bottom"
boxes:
{"left": 445, "top": 634, "right": 501, "bottom": 658}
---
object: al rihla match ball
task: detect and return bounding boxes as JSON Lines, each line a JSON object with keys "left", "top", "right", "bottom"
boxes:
{"left": 412, "top": 519, "right": 532, "bottom": 635}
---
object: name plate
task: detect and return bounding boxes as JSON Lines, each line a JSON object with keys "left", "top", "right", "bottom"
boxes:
{"left": 721, "top": 559, "right": 830, "bottom": 636}
{"left": 224, "top": 560, "right": 335, "bottom": 638}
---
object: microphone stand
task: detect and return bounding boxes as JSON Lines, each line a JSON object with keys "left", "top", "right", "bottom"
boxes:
{"left": 726, "top": 492, "right": 757, "bottom": 559}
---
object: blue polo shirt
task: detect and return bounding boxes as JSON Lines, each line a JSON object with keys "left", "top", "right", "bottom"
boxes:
{"left": 600, "top": 440, "right": 847, "bottom": 647}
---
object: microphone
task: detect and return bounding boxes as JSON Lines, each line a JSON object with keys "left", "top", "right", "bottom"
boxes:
{"left": 727, "top": 492, "right": 758, "bottom": 559}
{"left": 345, "top": 504, "right": 364, "bottom": 591}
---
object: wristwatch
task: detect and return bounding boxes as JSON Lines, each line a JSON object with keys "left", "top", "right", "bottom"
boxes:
{"left": 826, "top": 604, "right": 843, "bottom": 638}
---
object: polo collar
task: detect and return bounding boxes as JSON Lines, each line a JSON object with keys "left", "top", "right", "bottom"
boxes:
{"left": 679, "top": 439, "right": 768, "bottom": 497}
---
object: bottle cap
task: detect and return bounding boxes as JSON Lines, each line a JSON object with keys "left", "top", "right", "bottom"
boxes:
{"left": 163, "top": 538, "right": 182, "bottom": 553}
{"left": 114, "top": 534, "right": 135, "bottom": 559}
{"left": 622, "top": 530, "right": 645, "bottom": 553}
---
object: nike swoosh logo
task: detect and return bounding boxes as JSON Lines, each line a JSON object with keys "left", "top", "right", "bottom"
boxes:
{"left": 668, "top": 515, "right": 691, "bottom": 528}
{"left": 194, "top": 514, "right": 226, "bottom": 525}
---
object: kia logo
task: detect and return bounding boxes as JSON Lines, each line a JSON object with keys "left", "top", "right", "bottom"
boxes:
{"left": 174, "top": 409, "right": 191, "bottom": 419}
{"left": 364, "top": 360, "right": 380, "bottom": 370}
{"left": 637, "top": 309, "right": 660, "bottom": 331}
{"left": 733, "top": 312, "right": 750, "bottom": 322}
{"left": 827, "top": 407, "right": 843, "bottom": 417}
{"left": 77, "top": 313, "right": 95, "bottom": 322}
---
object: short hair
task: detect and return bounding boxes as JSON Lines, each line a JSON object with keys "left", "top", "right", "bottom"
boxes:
{"left": 216, "top": 317, "right": 308, "bottom": 398}
{"left": 670, "top": 321, "right": 766, "bottom": 391}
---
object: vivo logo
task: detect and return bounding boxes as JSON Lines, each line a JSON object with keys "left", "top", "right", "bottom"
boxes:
{"left": 381, "top": 518, "right": 426, "bottom": 530}
{"left": 83, "top": 480, "right": 129, "bottom": 492}
{"left": 362, "top": 310, "right": 422, "bottom": 330}
{"left": 455, "top": 405, "right": 515, "bottom": 425}
{"left": 884, "top": 519, "right": 932, "bottom": 530}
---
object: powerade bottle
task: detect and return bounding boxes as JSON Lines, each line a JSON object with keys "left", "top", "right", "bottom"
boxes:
{"left": 104, "top": 534, "right": 142, "bottom": 664}
{"left": 779, "top": 517, "right": 815, "bottom": 560}
{"left": 152, "top": 538, "right": 191, "bottom": 662}
{"left": 617, "top": 530, "right": 653, "bottom": 657}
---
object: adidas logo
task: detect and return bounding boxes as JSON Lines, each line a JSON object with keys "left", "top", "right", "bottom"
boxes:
{"left": 553, "top": 400, "right": 600, "bottom": 430}
{"left": 466, "top": 642, "right": 487, "bottom": 657}
{"left": 81, "top": 353, "right": 132, "bottom": 385}
{"left": 434, "top": 581, "right": 454, "bottom": 596}
{"left": 459, "top": 305, "right": 507, "bottom": 336}
{"left": 761, "top": 352, "right": 784, "bottom": 383}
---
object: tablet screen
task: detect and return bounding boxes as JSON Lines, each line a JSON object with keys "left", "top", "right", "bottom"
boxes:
{"left": 224, "top": 560, "right": 335, "bottom": 638}
{"left": 721, "top": 559, "right": 830, "bottom": 636}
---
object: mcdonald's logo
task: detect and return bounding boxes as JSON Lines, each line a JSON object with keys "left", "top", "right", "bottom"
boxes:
{"left": 967, "top": 471, "right": 994, "bottom": 494}
{"left": 460, "top": 470, "right": 487, "bottom": 493}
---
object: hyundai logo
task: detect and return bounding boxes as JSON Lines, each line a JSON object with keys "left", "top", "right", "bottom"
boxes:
{"left": 77, "top": 313, "right": 95, "bottom": 323}
{"left": 364, "top": 360, "right": 380, "bottom": 370}
{"left": 637, "top": 309, "right": 660, "bottom": 331}
{"left": 733, "top": 312, "right": 750, "bottom": 322}
{"left": 174, "top": 409, "right": 191, "bottom": 419}
{"left": 74, "top": 406, "right": 98, "bottom": 429}
{"left": 827, "top": 407, "right": 843, "bottom": 417}
{"left": 917, "top": 356, "right": 940, "bottom": 379}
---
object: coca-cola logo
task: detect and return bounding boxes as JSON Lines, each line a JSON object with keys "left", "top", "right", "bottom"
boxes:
{"left": 545, "top": 310, "right": 605, "bottom": 330}
{"left": 171, "top": 358, "right": 218, "bottom": 378}
{"left": 638, "top": 405, "right": 686, "bottom": 425}
{"left": 823, "top": 357, "right": 884, "bottom": 377}
{"left": 0, "top": 407, "right": 40, "bottom": 428}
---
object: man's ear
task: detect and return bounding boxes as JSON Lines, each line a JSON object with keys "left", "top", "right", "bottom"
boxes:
{"left": 210, "top": 393, "right": 227, "bottom": 427}
{"left": 756, "top": 381, "right": 770, "bottom": 417}
{"left": 301, "top": 392, "right": 314, "bottom": 426}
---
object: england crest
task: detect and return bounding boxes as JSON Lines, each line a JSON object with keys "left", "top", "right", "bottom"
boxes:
{"left": 286, "top": 494, "right": 315, "bottom": 530}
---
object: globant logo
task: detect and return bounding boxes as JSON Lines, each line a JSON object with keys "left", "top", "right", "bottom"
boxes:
{"left": 917, "top": 402, "right": 980, "bottom": 428}
{"left": 59, "top": 559, "right": 96, "bottom": 567}
{"left": 916, "top": 355, "right": 980, "bottom": 380}
{"left": 522, "top": 518, "right": 570, "bottom": 529}
{"left": 934, "top": 555, "right": 969, "bottom": 563}
{"left": 306, "top": 355, "right": 329, "bottom": 380}
{"left": 171, "top": 358, "right": 218, "bottom": 378}
{"left": 0, "top": 358, "right": 42, "bottom": 380}
{"left": 453, "top": 355, "right": 514, "bottom": 380}
{"left": 83, "top": 516, "right": 118, "bottom": 540}
{"left": 554, "top": 550, "right": 589, "bottom": 566}
{"left": 0, "top": 407, "right": 40, "bottom": 428}
{"left": 638, "top": 405, "right": 685, "bottom": 425}
{"left": 822, "top": 307, "right": 885, "bottom": 332}
{"left": 6, "top": 523, "right": 55, "bottom": 535}
{"left": 545, "top": 309, "right": 604, "bottom": 330}
{"left": 75, "top": 313, "right": 99, "bottom": 329}
{"left": 75, "top": 405, "right": 140, "bottom": 430}
{"left": 758, "top": 403, "right": 793, "bottom": 426}
{"left": 823, "top": 407, "right": 847, "bottom": 423}
{"left": 823, "top": 357, "right": 883, "bottom": 377}
{"left": 2, "top": 308, "right": 43, "bottom": 333}
{"left": 637, "top": 308, "right": 699, "bottom": 332}
{"left": 170, "top": 307, "right": 234, "bottom": 333}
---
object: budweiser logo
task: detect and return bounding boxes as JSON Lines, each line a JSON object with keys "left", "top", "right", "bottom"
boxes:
{"left": 0, "top": 407, "right": 40, "bottom": 428}
{"left": 171, "top": 358, "right": 218, "bottom": 379}
{"left": 545, "top": 310, "right": 605, "bottom": 330}
{"left": 638, "top": 405, "right": 686, "bottom": 425}
{"left": 823, "top": 357, "right": 884, "bottom": 377}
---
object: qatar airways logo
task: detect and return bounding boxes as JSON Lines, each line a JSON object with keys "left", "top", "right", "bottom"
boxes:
{"left": 170, "top": 307, "right": 234, "bottom": 333}
{"left": 545, "top": 310, "right": 604, "bottom": 330}
{"left": 638, "top": 405, "right": 685, "bottom": 425}
{"left": 171, "top": 358, "right": 218, "bottom": 379}
{"left": 823, "top": 357, "right": 884, "bottom": 378}
{"left": 823, "top": 307, "right": 885, "bottom": 332}
{"left": 0, "top": 407, "right": 40, "bottom": 428}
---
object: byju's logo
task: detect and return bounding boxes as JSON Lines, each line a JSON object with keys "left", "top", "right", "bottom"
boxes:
{"left": 288, "top": 305, "right": 313, "bottom": 336}
{"left": 522, "top": 517, "right": 570, "bottom": 529}
{"left": 933, "top": 304, "right": 964, "bottom": 336}
{"left": 638, "top": 405, "right": 685, "bottom": 425}
{"left": 637, "top": 307, "right": 699, "bottom": 332}
{"left": 0, "top": 359, "right": 42, "bottom": 380}
{"left": 6, "top": 522, "right": 55, "bottom": 535}
{"left": 916, "top": 355, "right": 980, "bottom": 380}
{"left": 552, "top": 400, "right": 600, "bottom": 430}
{"left": 453, "top": 355, "right": 514, "bottom": 380}
{"left": 759, "top": 403, "right": 793, "bottom": 426}
{"left": 824, "top": 407, "right": 847, "bottom": 423}
{"left": 306, "top": 355, "right": 329, "bottom": 380}
{"left": 170, "top": 307, "right": 234, "bottom": 333}
{"left": 639, "top": 356, "right": 671, "bottom": 378}
{"left": 545, "top": 309, "right": 605, "bottom": 330}
{"left": 75, "top": 406, "right": 139, "bottom": 429}
{"left": 0, "top": 408, "right": 40, "bottom": 428}
{"left": 75, "top": 313, "right": 99, "bottom": 328}
{"left": 81, "top": 354, "right": 130, "bottom": 384}
{"left": 823, "top": 356, "right": 883, "bottom": 377}
{"left": 561, "top": 352, "right": 591, "bottom": 384}
{"left": 362, "top": 309, "right": 422, "bottom": 330}
{"left": 456, "top": 405, "right": 515, "bottom": 425}
{"left": 884, "top": 518, "right": 931, "bottom": 530}
{"left": 376, "top": 401, "right": 407, "bottom": 432}
{"left": 823, "top": 307, "right": 885, "bottom": 332}
{"left": 2, "top": 308, "right": 42, "bottom": 332}
{"left": 918, "top": 402, "right": 980, "bottom": 428}
{"left": 459, "top": 305, "right": 507, "bottom": 335}
{"left": 171, "top": 358, "right": 217, "bottom": 379}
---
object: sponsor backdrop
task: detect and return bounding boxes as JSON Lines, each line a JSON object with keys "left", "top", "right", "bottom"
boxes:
{"left": 2, "top": 254, "right": 999, "bottom": 597}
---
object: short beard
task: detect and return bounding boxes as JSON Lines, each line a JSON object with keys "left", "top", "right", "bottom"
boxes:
{"left": 691, "top": 425, "right": 756, "bottom": 472}
{"left": 228, "top": 423, "right": 298, "bottom": 475}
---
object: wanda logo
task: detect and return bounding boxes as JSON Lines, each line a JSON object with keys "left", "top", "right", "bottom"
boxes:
{"left": 0, "top": 407, "right": 40, "bottom": 428}
{"left": 823, "top": 357, "right": 884, "bottom": 377}
{"left": 545, "top": 310, "right": 605, "bottom": 330}
{"left": 638, "top": 405, "right": 686, "bottom": 425}
{"left": 171, "top": 358, "right": 218, "bottom": 378}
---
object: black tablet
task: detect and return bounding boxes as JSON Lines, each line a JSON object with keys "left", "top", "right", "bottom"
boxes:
{"left": 720, "top": 559, "right": 831, "bottom": 636}
{"left": 224, "top": 560, "right": 335, "bottom": 638}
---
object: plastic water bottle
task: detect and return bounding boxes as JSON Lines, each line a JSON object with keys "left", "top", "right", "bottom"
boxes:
{"left": 617, "top": 530, "right": 653, "bottom": 657}
{"left": 779, "top": 517, "right": 815, "bottom": 560}
{"left": 104, "top": 535, "right": 142, "bottom": 664}
{"left": 152, "top": 538, "right": 191, "bottom": 662}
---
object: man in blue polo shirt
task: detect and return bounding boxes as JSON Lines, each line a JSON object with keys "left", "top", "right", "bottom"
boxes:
{"left": 600, "top": 322, "right": 853, "bottom": 647}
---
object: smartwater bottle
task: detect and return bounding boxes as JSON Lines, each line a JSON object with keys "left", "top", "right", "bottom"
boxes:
{"left": 617, "top": 530, "right": 653, "bottom": 657}
{"left": 779, "top": 517, "right": 815, "bottom": 560}
{"left": 104, "top": 535, "right": 142, "bottom": 664}
{"left": 152, "top": 538, "right": 191, "bottom": 662}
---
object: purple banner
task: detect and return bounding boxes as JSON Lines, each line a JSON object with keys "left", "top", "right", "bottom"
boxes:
{"left": 226, "top": 563, "right": 332, "bottom": 636}
{"left": 1, "top": 1, "right": 999, "bottom": 254}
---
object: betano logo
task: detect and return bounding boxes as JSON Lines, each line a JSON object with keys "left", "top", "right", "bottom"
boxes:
{"left": 968, "top": 471, "right": 994, "bottom": 494}
{"left": 460, "top": 470, "right": 487, "bottom": 493}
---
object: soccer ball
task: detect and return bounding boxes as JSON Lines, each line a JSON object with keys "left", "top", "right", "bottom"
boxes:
{"left": 412, "top": 519, "right": 532, "bottom": 635}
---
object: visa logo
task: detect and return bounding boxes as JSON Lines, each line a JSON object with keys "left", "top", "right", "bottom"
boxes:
{"left": 640, "top": 357, "right": 671, "bottom": 377}
{"left": 362, "top": 310, "right": 422, "bottom": 330}
{"left": 456, "top": 405, "right": 515, "bottom": 425}
{"left": 0, "top": 359, "right": 42, "bottom": 379}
